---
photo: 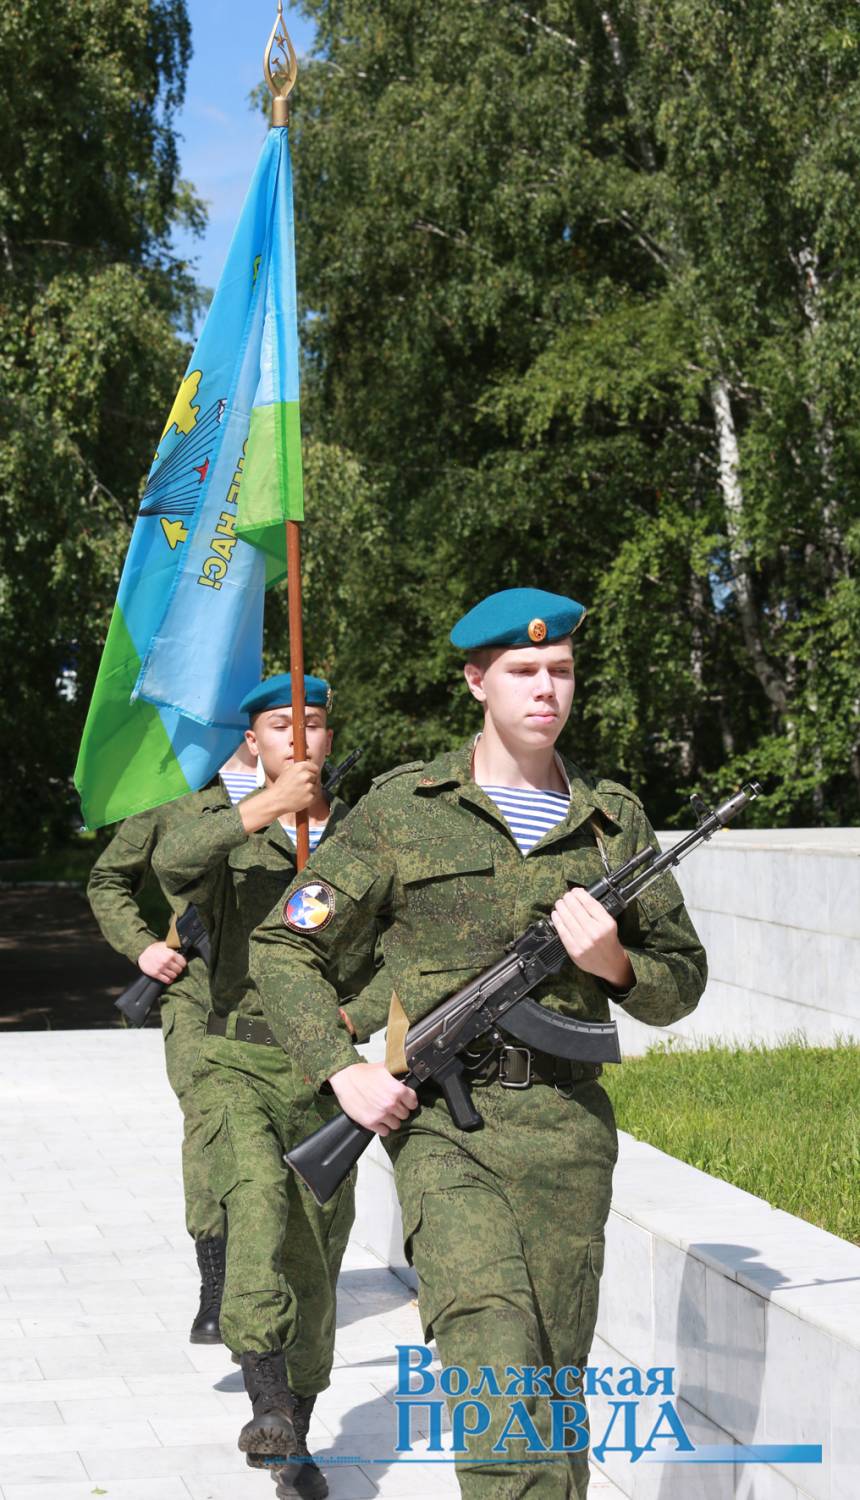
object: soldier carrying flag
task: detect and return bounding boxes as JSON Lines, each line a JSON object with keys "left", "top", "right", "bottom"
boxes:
{"left": 75, "top": 3, "right": 336, "bottom": 1485}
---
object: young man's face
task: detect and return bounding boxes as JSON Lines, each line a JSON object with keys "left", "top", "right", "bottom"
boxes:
{"left": 244, "top": 705, "right": 333, "bottom": 782}
{"left": 464, "top": 639, "right": 575, "bottom": 751}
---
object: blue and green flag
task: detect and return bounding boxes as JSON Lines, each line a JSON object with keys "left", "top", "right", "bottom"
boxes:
{"left": 75, "top": 128, "right": 303, "bottom": 828}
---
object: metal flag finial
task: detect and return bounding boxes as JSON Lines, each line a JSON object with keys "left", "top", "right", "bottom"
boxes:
{"left": 264, "top": 1, "right": 298, "bottom": 127}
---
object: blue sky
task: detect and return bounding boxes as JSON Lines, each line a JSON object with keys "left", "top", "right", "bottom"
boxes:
{"left": 171, "top": 1, "right": 316, "bottom": 293}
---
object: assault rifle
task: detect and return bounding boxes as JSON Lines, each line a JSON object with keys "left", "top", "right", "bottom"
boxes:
{"left": 286, "top": 782, "right": 761, "bottom": 1204}
{"left": 323, "top": 746, "right": 364, "bottom": 799}
{"left": 114, "top": 905, "right": 211, "bottom": 1027}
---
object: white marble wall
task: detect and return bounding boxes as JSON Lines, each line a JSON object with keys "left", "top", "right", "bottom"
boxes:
{"left": 590, "top": 1133, "right": 860, "bottom": 1500}
{"left": 616, "top": 828, "right": 860, "bottom": 1054}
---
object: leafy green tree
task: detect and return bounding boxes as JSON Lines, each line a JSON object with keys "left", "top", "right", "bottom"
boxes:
{"left": 7, "top": 0, "right": 859, "bottom": 845}
{"left": 279, "top": 0, "right": 860, "bottom": 824}
{"left": 0, "top": 0, "right": 203, "bottom": 852}
{"left": 579, "top": 0, "right": 860, "bottom": 822}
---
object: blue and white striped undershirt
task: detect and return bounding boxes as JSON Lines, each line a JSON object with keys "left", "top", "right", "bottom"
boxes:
{"left": 479, "top": 784, "right": 570, "bottom": 855}
{"left": 282, "top": 824, "right": 325, "bottom": 853}
{"left": 220, "top": 771, "right": 258, "bottom": 805}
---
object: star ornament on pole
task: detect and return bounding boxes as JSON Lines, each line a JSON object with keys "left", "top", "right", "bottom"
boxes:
{"left": 265, "top": 1, "right": 299, "bottom": 126}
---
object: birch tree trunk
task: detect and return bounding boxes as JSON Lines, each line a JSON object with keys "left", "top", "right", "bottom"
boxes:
{"left": 793, "top": 244, "right": 848, "bottom": 579}
{"left": 711, "top": 376, "right": 788, "bottom": 714}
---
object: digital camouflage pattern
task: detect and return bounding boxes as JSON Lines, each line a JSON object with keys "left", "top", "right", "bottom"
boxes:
{"left": 87, "top": 796, "right": 224, "bottom": 1240}
{"left": 251, "top": 745, "right": 707, "bottom": 1084}
{"left": 387, "top": 1076, "right": 615, "bottom": 1498}
{"left": 151, "top": 786, "right": 353, "bottom": 1021}
{"left": 153, "top": 789, "right": 372, "bottom": 1377}
{"left": 197, "top": 1032, "right": 354, "bottom": 1389}
{"left": 250, "top": 744, "right": 708, "bottom": 1497}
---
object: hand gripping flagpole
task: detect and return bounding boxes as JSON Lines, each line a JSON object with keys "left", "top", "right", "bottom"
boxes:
{"left": 264, "top": 5, "right": 309, "bottom": 868}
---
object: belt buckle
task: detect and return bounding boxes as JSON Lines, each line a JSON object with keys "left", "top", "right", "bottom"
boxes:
{"left": 498, "top": 1045, "right": 531, "bottom": 1089}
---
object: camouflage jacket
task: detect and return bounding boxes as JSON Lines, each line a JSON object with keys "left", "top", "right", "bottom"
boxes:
{"left": 87, "top": 792, "right": 211, "bottom": 1003}
{"left": 151, "top": 785, "right": 369, "bottom": 1020}
{"left": 250, "top": 744, "right": 708, "bottom": 1088}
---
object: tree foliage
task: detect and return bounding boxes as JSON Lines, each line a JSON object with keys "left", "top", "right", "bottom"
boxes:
{"left": 6, "top": 1, "right": 860, "bottom": 848}
{"left": 280, "top": 0, "right": 860, "bottom": 825}
{"left": 0, "top": 0, "right": 202, "bottom": 852}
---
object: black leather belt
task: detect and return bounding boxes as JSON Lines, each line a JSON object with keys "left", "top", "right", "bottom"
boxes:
{"left": 465, "top": 1043, "right": 603, "bottom": 1093}
{"left": 206, "top": 1014, "right": 278, "bottom": 1047}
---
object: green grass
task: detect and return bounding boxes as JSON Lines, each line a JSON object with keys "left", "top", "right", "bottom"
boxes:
{"left": 602, "top": 1039, "right": 860, "bottom": 1245}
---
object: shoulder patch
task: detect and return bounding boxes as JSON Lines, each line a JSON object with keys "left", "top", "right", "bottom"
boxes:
{"left": 283, "top": 880, "right": 337, "bottom": 933}
{"left": 371, "top": 760, "right": 426, "bottom": 788}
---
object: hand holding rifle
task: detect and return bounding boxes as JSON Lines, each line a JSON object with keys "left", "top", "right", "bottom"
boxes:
{"left": 137, "top": 941, "right": 187, "bottom": 985}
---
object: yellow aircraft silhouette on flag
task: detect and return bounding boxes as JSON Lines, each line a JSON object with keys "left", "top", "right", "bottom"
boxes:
{"left": 160, "top": 519, "right": 189, "bottom": 550}
{"left": 161, "top": 370, "right": 202, "bottom": 442}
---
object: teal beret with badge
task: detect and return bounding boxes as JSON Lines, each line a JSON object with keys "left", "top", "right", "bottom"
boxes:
{"left": 450, "top": 587, "right": 586, "bottom": 650}
{"left": 239, "top": 673, "right": 333, "bottom": 718}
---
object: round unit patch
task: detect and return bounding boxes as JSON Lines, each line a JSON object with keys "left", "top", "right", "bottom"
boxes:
{"left": 283, "top": 881, "right": 336, "bottom": 933}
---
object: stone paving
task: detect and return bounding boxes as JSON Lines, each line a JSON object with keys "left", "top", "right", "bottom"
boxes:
{"left": 0, "top": 1031, "right": 622, "bottom": 1500}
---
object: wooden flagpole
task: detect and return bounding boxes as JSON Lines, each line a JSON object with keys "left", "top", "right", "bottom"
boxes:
{"left": 286, "top": 521, "right": 309, "bottom": 868}
{"left": 264, "top": 5, "right": 309, "bottom": 868}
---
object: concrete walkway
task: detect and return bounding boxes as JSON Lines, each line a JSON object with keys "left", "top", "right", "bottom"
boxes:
{"left": 0, "top": 1032, "right": 622, "bottom": 1500}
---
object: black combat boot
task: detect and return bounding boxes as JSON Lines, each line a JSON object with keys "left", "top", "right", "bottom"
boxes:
{"left": 274, "top": 1392, "right": 328, "bottom": 1499}
{"left": 188, "top": 1236, "right": 226, "bottom": 1344}
{"left": 238, "top": 1351, "right": 298, "bottom": 1468}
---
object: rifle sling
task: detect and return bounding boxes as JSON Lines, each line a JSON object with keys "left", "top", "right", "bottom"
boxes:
{"left": 384, "top": 990, "right": 410, "bottom": 1075}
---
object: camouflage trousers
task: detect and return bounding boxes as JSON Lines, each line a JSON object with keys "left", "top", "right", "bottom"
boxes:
{"left": 160, "top": 983, "right": 225, "bottom": 1241}
{"left": 385, "top": 1073, "right": 618, "bottom": 1500}
{"left": 194, "top": 1031, "right": 355, "bottom": 1395}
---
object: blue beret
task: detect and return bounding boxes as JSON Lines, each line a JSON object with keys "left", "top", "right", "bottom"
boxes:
{"left": 239, "top": 673, "right": 333, "bottom": 718}
{"left": 450, "top": 588, "right": 586, "bottom": 651}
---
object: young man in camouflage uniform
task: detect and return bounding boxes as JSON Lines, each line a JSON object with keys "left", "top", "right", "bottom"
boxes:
{"left": 87, "top": 744, "right": 258, "bottom": 1344}
{"left": 250, "top": 588, "right": 708, "bottom": 1500}
{"left": 153, "top": 674, "right": 370, "bottom": 1495}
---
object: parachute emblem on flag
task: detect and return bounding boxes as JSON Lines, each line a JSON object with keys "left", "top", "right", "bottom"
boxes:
{"left": 139, "top": 399, "right": 227, "bottom": 518}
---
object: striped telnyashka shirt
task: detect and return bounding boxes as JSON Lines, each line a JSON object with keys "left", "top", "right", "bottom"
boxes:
{"left": 479, "top": 784, "right": 570, "bottom": 856}
{"left": 282, "top": 824, "right": 325, "bottom": 853}
{"left": 220, "top": 771, "right": 259, "bottom": 806}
